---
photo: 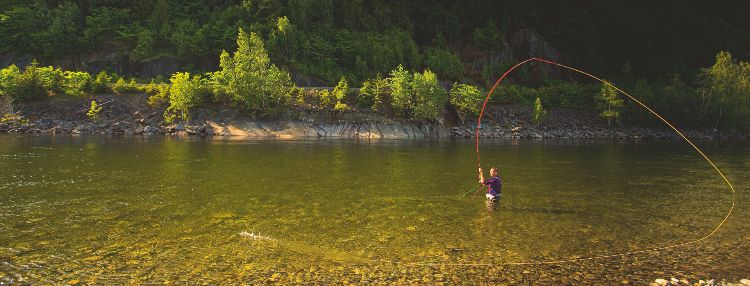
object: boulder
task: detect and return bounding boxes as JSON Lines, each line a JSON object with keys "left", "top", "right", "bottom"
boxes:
{"left": 143, "top": 126, "right": 159, "bottom": 134}
{"left": 113, "top": 121, "right": 130, "bottom": 132}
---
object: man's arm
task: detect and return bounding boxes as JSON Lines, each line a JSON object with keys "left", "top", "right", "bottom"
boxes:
{"left": 478, "top": 168, "right": 485, "bottom": 184}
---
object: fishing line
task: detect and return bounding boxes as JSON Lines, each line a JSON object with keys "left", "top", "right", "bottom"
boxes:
{"left": 450, "top": 57, "right": 737, "bottom": 266}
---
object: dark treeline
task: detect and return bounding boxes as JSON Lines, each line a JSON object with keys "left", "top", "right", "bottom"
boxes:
{"left": 1, "top": 0, "right": 749, "bottom": 130}
{"left": 2, "top": 0, "right": 748, "bottom": 82}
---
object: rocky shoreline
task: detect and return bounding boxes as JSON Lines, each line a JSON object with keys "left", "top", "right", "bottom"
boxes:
{"left": 1, "top": 94, "right": 748, "bottom": 140}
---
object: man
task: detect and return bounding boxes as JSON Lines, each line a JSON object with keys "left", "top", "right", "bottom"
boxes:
{"left": 478, "top": 167, "right": 502, "bottom": 201}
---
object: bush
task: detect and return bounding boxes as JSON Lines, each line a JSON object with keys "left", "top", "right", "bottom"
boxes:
{"left": 147, "top": 83, "right": 170, "bottom": 107}
{"left": 597, "top": 81, "right": 624, "bottom": 126}
{"left": 0, "top": 65, "right": 21, "bottom": 96}
{"left": 450, "top": 83, "right": 483, "bottom": 116}
{"left": 532, "top": 97, "right": 547, "bottom": 125}
{"left": 423, "top": 48, "right": 463, "bottom": 80}
{"left": 87, "top": 100, "right": 103, "bottom": 121}
{"left": 318, "top": 89, "right": 335, "bottom": 109}
{"left": 411, "top": 69, "right": 447, "bottom": 121}
{"left": 388, "top": 65, "right": 412, "bottom": 115}
{"left": 358, "top": 75, "right": 387, "bottom": 111}
{"left": 332, "top": 77, "right": 349, "bottom": 103}
{"left": 164, "top": 72, "right": 207, "bottom": 123}
{"left": 92, "top": 71, "right": 111, "bottom": 93}
{"left": 289, "top": 86, "right": 305, "bottom": 106}
{"left": 112, "top": 78, "right": 140, "bottom": 94}
{"left": 62, "top": 71, "right": 93, "bottom": 97}
{"left": 37, "top": 66, "right": 64, "bottom": 94}
{"left": 3, "top": 62, "right": 47, "bottom": 102}
{"left": 212, "top": 28, "right": 293, "bottom": 115}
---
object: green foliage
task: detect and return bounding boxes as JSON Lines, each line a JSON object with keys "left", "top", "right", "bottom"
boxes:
{"left": 36, "top": 66, "right": 64, "bottom": 94}
{"left": 147, "top": 84, "right": 170, "bottom": 107}
{"left": 87, "top": 100, "right": 103, "bottom": 121}
{"left": 113, "top": 78, "right": 140, "bottom": 94}
{"left": 318, "top": 89, "right": 336, "bottom": 109}
{"left": 92, "top": 71, "right": 111, "bottom": 93}
{"left": 0, "top": 65, "right": 21, "bottom": 97}
{"left": 334, "top": 102, "right": 349, "bottom": 112}
{"left": 388, "top": 65, "right": 412, "bottom": 115}
{"left": 3, "top": 61, "right": 47, "bottom": 102}
{"left": 288, "top": 86, "right": 305, "bottom": 106}
{"left": 358, "top": 75, "right": 387, "bottom": 110}
{"left": 62, "top": 71, "right": 93, "bottom": 97}
{"left": 449, "top": 83, "right": 483, "bottom": 116}
{"left": 212, "top": 28, "right": 293, "bottom": 115}
{"left": 698, "top": 51, "right": 750, "bottom": 129}
{"left": 532, "top": 97, "right": 547, "bottom": 125}
{"left": 333, "top": 77, "right": 349, "bottom": 103}
{"left": 411, "top": 69, "right": 447, "bottom": 121}
{"left": 423, "top": 48, "right": 463, "bottom": 80}
{"left": 164, "top": 72, "right": 206, "bottom": 123}
{"left": 597, "top": 81, "right": 624, "bottom": 126}
{"left": 84, "top": 7, "right": 130, "bottom": 48}
{"left": 132, "top": 28, "right": 155, "bottom": 61}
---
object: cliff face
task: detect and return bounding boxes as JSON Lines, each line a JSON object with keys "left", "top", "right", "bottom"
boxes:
{"left": 1, "top": 94, "right": 747, "bottom": 140}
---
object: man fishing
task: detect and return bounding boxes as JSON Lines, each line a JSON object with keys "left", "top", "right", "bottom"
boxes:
{"left": 478, "top": 167, "right": 502, "bottom": 201}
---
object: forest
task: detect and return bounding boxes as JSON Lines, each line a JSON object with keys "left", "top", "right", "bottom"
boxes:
{"left": 1, "top": 0, "right": 749, "bottom": 129}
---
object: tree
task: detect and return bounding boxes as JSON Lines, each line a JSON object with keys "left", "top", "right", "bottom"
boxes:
{"left": 87, "top": 100, "right": 103, "bottom": 121}
{"left": 92, "top": 71, "right": 111, "bottom": 93}
{"left": 212, "top": 28, "right": 293, "bottom": 115}
{"left": 449, "top": 83, "right": 483, "bottom": 116}
{"left": 164, "top": 72, "right": 206, "bottom": 123}
{"left": 532, "top": 97, "right": 547, "bottom": 125}
{"left": 388, "top": 64, "right": 412, "bottom": 115}
{"left": 4, "top": 61, "right": 47, "bottom": 102}
{"left": 62, "top": 71, "right": 93, "bottom": 97}
{"left": 411, "top": 69, "right": 447, "bottom": 121}
{"left": 699, "top": 51, "right": 750, "bottom": 129}
{"left": 423, "top": 48, "right": 463, "bottom": 80}
{"left": 597, "top": 81, "right": 623, "bottom": 127}
{"left": 358, "top": 74, "right": 386, "bottom": 110}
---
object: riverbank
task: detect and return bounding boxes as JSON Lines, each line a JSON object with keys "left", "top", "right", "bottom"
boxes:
{"left": 1, "top": 93, "right": 748, "bottom": 140}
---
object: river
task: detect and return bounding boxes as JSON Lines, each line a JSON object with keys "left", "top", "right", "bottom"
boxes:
{"left": 0, "top": 135, "right": 747, "bottom": 284}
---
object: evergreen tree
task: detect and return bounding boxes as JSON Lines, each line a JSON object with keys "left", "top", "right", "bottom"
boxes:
{"left": 597, "top": 81, "right": 623, "bottom": 127}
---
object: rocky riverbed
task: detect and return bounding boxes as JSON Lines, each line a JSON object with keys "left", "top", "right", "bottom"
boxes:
{"left": 1, "top": 94, "right": 748, "bottom": 140}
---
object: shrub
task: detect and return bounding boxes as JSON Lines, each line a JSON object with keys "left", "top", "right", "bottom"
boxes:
{"left": 4, "top": 62, "right": 47, "bottom": 102}
{"left": 358, "top": 75, "right": 386, "bottom": 110}
{"left": 332, "top": 77, "right": 349, "bottom": 103}
{"left": 532, "top": 97, "right": 547, "bottom": 125}
{"left": 388, "top": 64, "right": 412, "bottom": 115}
{"left": 164, "top": 72, "right": 207, "bottom": 123}
{"left": 87, "top": 100, "right": 103, "bottom": 121}
{"left": 62, "top": 71, "right": 93, "bottom": 97}
{"left": 319, "top": 89, "right": 335, "bottom": 109}
{"left": 212, "top": 28, "right": 293, "bottom": 115}
{"left": 450, "top": 83, "right": 483, "bottom": 116}
{"left": 37, "top": 66, "right": 64, "bottom": 94}
{"left": 147, "top": 84, "right": 170, "bottom": 107}
{"left": 112, "top": 78, "right": 140, "bottom": 94}
{"left": 423, "top": 48, "right": 463, "bottom": 80}
{"left": 597, "top": 81, "right": 624, "bottom": 127}
{"left": 289, "top": 86, "right": 305, "bottom": 106}
{"left": 0, "top": 65, "right": 21, "bottom": 96}
{"left": 92, "top": 71, "right": 111, "bottom": 93}
{"left": 411, "top": 69, "right": 447, "bottom": 121}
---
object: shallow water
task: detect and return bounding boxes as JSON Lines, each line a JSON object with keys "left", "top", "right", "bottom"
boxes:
{"left": 0, "top": 135, "right": 746, "bottom": 283}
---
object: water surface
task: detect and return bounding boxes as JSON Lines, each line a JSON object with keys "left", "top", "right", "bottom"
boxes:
{"left": 0, "top": 136, "right": 745, "bottom": 283}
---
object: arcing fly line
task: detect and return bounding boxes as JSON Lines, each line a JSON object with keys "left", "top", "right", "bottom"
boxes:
{"left": 448, "top": 57, "right": 737, "bottom": 266}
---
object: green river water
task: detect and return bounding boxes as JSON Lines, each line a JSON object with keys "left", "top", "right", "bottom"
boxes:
{"left": 0, "top": 135, "right": 747, "bottom": 284}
